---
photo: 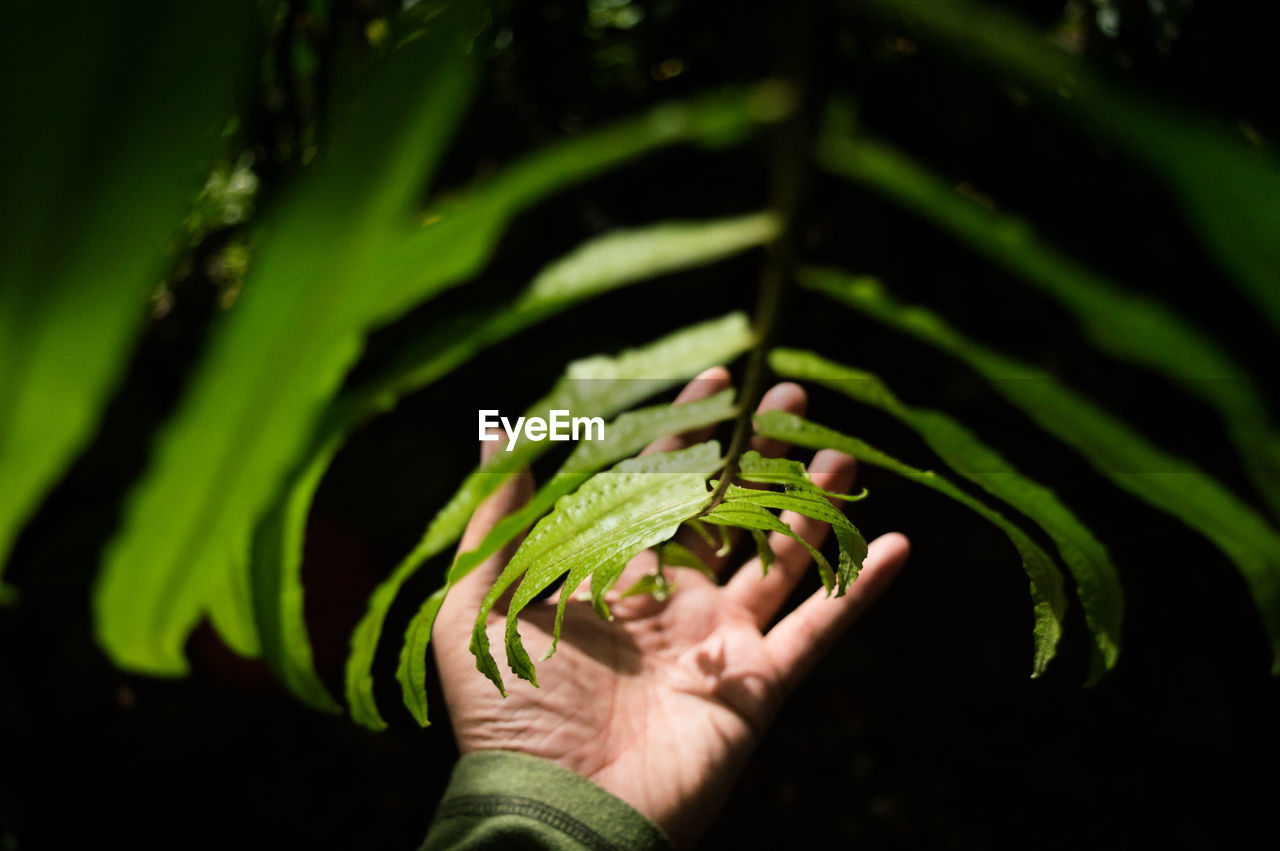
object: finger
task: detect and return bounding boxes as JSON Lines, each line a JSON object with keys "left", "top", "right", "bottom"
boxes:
{"left": 640, "top": 366, "right": 732, "bottom": 456}
{"left": 678, "top": 381, "right": 812, "bottom": 580}
{"left": 445, "top": 433, "right": 535, "bottom": 616}
{"left": 724, "top": 449, "right": 857, "bottom": 626}
{"left": 748, "top": 381, "right": 807, "bottom": 458}
{"left": 765, "top": 532, "right": 909, "bottom": 692}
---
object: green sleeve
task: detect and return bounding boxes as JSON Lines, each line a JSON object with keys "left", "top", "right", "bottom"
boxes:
{"left": 421, "top": 750, "right": 673, "bottom": 851}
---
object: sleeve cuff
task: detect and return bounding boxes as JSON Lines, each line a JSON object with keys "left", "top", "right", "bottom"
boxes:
{"left": 423, "top": 750, "right": 672, "bottom": 851}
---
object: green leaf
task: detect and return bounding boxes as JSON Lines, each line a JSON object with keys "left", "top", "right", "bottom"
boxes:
{"left": 446, "top": 390, "right": 739, "bottom": 589}
{"left": 206, "top": 549, "right": 260, "bottom": 659}
{"left": 92, "top": 14, "right": 479, "bottom": 676}
{"left": 254, "top": 214, "right": 771, "bottom": 715}
{"left": 703, "top": 499, "right": 834, "bottom": 590}
{"left": 395, "top": 585, "right": 449, "bottom": 727}
{"left": 657, "top": 540, "right": 716, "bottom": 581}
{"left": 685, "top": 518, "right": 722, "bottom": 553}
{"left": 621, "top": 572, "right": 675, "bottom": 600}
{"left": 755, "top": 410, "right": 1068, "bottom": 676}
{"left": 470, "top": 442, "right": 722, "bottom": 694}
{"left": 516, "top": 213, "right": 780, "bottom": 312}
{"left": 816, "top": 130, "right": 1280, "bottom": 519}
{"left": 336, "top": 212, "right": 778, "bottom": 425}
{"left": 616, "top": 538, "right": 714, "bottom": 601}
{"left": 349, "top": 314, "right": 753, "bottom": 729}
{"left": 737, "top": 450, "right": 867, "bottom": 502}
{"left": 588, "top": 558, "right": 631, "bottom": 622}
{"left": 0, "top": 1, "right": 257, "bottom": 580}
{"left": 715, "top": 482, "right": 868, "bottom": 593}
{"left": 249, "top": 436, "right": 344, "bottom": 713}
{"left": 372, "top": 83, "right": 794, "bottom": 323}
{"left": 770, "top": 348, "right": 1123, "bottom": 680}
{"left": 394, "top": 388, "right": 737, "bottom": 726}
{"left": 805, "top": 269, "right": 1280, "bottom": 673}
{"left": 748, "top": 528, "right": 775, "bottom": 575}
{"left": 855, "top": 0, "right": 1280, "bottom": 331}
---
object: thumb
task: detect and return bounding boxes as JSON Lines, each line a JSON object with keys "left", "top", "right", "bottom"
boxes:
{"left": 443, "top": 432, "right": 535, "bottom": 619}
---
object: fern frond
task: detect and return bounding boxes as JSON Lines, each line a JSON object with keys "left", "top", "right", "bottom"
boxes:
{"left": 95, "top": 12, "right": 480, "bottom": 675}
{"left": 251, "top": 214, "right": 773, "bottom": 716}
{"left": 473, "top": 442, "right": 723, "bottom": 694}
{"left": 395, "top": 389, "right": 737, "bottom": 726}
{"left": 804, "top": 270, "right": 1280, "bottom": 674}
{"left": 347, "top": 314, "right": 753, "bottom": 729}
{"left": 856, "top": 0, "right": 1280, "bottom": 331}
{"left": 755, "top": 410, "right": 1068, "bottom": 677}
{"left": 770, "top": 348, "right": 1123, "bottom": 681}
{"left": 816, "top": 130, "right": 1280, "bottom": 519}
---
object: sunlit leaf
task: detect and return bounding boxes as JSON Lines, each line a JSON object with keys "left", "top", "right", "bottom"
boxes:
{"left": 805, "top": 269, "right": 1280, "bottom": 673}
{"left": 348, "top": 314, "right": 753, "bottom": 729}
{"left": 703, "top": 498, "right": 834, "bottom": 589}
{"left": 337, "top": 212, "right": 778, "bottom": 423}
{"left": 770, "top": 348, "right": 1123, "bottom": 680}
{"left": 714, "top": 480, "right": 868, "bottom": 593}
{"left": 0, "top": 1, "right": 257, "bottom": 583}
{"left": 443, "top": 390, "right": 739, "bottom": 591}
{"left": 517, "top": 213, "right": 780, "bottom": 310}
{"left": 755, "top": 410, "right": 1068, "bottom": 676}
{"left": 855, "top": 0, "right": 1280, "bottom": 330}
{"left": 395, "top": 388, "right": 737, "bottom": 726}
{"left": 588, "top": 557, "right": 635, "bottom": 622}
{"left": 252, "top": 213, "right": 772, "bottom": 714}
{"left": 93, "top": 13, "right": 479, "bottom": 675}
{"left": 471, "top": 442, "right": 721, "bottom": 694}
{"left": 737, "top": 450, "right": 867, "bottom": 502}
{"left": 817, "top": 130, "right": 1280, "bottom": 518}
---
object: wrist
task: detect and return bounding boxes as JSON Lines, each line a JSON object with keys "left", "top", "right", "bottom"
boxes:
{"left": 429, "top": 750, "right": 673, "bottom": 850}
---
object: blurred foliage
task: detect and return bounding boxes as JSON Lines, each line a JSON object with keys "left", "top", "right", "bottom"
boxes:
{"left": 854, "top": 0, "right": 1280, "bottom": 330}
{"left": 0, "top": 1, "right": 259, "bottom": 599}
{"left": 803, "top": 270, "right": 1280, "bottom": 673}
{"left": 815, "top": 125, "right": 1280, "bottom": 518}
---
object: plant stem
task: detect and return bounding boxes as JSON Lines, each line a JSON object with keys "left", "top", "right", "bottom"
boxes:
{"left": 705, "top": 0, "right": 815, "bottom": 512}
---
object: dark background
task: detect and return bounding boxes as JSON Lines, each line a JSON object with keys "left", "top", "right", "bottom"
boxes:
{"left": 3, "top": 0, "right": 1279, "bottom": 847}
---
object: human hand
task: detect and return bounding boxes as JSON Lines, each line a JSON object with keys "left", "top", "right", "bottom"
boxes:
{"left": 432, "top": 368, "right": 910, "bottom": 847}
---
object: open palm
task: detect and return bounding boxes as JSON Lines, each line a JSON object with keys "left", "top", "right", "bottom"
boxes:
{"left": 432, "top": 369, "right": 909, "bottom": 847}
